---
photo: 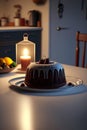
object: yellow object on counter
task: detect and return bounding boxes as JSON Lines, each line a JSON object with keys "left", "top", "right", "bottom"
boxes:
{"left": 4, "top": 57, "right": 13, "bottom": 66}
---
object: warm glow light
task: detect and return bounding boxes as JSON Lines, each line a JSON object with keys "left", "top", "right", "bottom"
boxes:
{"left": 20, "top": 55, "right": 31, "bottom": 59}
{"left": 23, "top": 48, "right": 29, "bottom": 56}
{"left": 18, "top": 98, "right": 33, "bottom": 130}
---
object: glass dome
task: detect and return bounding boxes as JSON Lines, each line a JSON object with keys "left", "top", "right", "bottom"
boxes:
{"left": 16, "top": 33, "right": 36, "bottom": 64}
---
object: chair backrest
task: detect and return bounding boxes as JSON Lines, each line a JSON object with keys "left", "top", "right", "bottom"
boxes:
{"left": 75, "top": 31, "right": 87, "bottom": 68}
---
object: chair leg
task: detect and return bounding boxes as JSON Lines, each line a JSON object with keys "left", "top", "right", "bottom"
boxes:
{"left": 76, "top": 41, "right": 79, "bottom": 66}
{"left": 82, "top": 42, "right": 86, "bottom": 67}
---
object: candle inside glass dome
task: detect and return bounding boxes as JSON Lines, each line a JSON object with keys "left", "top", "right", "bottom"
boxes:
{"left": 16, "top": 33, "right": 36, "bottom": 64}
{"left": 20, "top": 48, "right": 31, "bottom": 71}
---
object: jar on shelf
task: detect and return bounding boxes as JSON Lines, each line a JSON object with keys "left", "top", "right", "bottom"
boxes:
{"left": 1, "top": 17, "right": 8, "bottom": 26}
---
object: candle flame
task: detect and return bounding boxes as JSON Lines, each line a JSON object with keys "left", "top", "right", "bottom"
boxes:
{"left": 23, "top": 48, "right": 29, "bottom": 56}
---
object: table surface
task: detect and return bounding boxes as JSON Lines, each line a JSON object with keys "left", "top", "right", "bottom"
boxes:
{"left": 0, "top": 64, "right": 87, "bottom": 130}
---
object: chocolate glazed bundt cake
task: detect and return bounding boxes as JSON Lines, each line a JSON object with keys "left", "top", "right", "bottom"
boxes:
{"left": 25, "top": 58, "right": 66, "bottom": 89}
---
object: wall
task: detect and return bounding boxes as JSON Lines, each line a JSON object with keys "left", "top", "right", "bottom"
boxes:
{"left": 0, "top": 1, "right": 5, "bottom": 17}
{"left": 0, "top": 0, "right": 49, "bottom": 59}
{"left": 49, "top": 0, "right": 87, "bottom": 66}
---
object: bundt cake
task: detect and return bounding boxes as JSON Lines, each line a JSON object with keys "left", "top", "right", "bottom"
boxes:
{"left": 25, "top": 58, "right": 66, "bottom": 89}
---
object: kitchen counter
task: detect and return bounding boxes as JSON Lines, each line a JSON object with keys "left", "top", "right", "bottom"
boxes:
{"left": 0, "top": 64, "right": 87, "bottom": 130}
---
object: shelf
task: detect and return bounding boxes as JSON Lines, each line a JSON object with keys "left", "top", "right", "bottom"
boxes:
{"left": 0, "top": 26, "right": 42, "bottom": 32}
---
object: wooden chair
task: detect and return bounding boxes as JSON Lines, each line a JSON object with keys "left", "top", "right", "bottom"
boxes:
{"left": 75, "top": 31, "right": 87, "bottom": 68}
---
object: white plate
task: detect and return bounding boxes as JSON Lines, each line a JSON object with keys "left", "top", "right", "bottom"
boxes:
{"left": 8, "top": 76, "right": 84, "bottom": 93}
